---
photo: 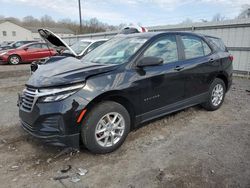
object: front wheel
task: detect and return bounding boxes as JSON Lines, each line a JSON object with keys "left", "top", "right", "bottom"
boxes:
{"left": 81, "top": 101, "right": 130, "bottom": 154}
{"left": 8, "top": 55, "right": 21, "bottom": 65}
{"left": 202, "top": 78, "right": 226, "bottom": 111}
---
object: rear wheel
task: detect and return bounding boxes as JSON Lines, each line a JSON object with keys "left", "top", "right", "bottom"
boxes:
{"left": 81, "top": 101, "right": 130, "bottom": 154}
{"left": 8, "top": 55, "right": 21, "bottom": 65}
{"left": 202, "top": 78, "right": 226, "bottom": 111}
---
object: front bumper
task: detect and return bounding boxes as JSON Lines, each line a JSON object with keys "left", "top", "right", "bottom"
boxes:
{"left": 0, "top": 56, "right": 8, "bottom": 64}
{"left": 21, "top": 120, "right": 80, "bottom": 148}
{"left": 19, "top": 90, "right": 89, "bottom": 149}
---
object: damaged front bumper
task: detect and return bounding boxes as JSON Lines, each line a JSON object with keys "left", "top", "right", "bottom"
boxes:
{"left": 21, "top": 120, "right": 80, "bottom": 148}
{"left": 18, "top": 90, "right": 89, "bottom": 149}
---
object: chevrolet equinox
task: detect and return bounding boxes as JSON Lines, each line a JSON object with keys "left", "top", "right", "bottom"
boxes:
{"left": 18, "top": 29, "right": 233, "bottom": 154}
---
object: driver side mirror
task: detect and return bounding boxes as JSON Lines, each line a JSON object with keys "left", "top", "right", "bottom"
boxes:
{"left": 137, "top": 56, "right": 163, "bottom": 67}
{"left": 23, "top": 47, "right": 29, "bottom": 51}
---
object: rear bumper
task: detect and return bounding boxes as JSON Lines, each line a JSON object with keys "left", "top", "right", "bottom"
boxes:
{"left": 21, "top": 120, "right": 80, "bottom": 148}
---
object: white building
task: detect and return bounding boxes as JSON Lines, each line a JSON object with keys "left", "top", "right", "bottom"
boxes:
{"left": 0, "top": 21, "right": 75, "bottom": 43}
{"left": 0, "top": 21, "right": 33, "bottom": 43}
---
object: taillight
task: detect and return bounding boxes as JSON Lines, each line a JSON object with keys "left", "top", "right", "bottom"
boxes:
{"left": 229, "top": 55, "right": 234, "bottom": 62}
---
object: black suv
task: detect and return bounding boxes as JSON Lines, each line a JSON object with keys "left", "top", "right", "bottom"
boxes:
{"left": 18, "top": 30, "right": 233, "bottom": 154}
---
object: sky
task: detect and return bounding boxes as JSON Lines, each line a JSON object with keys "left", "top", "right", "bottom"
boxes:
{"left": 0, "top": 0, "right": 249, "bottom": 26}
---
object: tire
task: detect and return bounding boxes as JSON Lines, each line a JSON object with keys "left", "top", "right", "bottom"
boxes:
{"left": 81, "top": 101, "right": 130, "bottom": 154}
{"left": 202, "top": 78, "right": 226, "bottom": 111}
{"left": 8, "top": 55, "right": 21, "bottom": 65}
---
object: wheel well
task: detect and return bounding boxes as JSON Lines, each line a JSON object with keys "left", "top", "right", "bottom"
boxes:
{"left": 216, "top": 73, "right": 228, "bottom": 91}
{"left": 8, "top": 54, "right": 22, "bottom": 61}
{"left": 85, "top": 92, "right": 136, "bottom": 129}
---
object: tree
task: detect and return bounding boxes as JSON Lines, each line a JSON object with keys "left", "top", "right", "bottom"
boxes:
{"left": 1, "top": 14, "right": 118, "bottom": 34}
{"left": 23, "top": 16, "right": 40, "bottom": 27}
{"left": 40, "top": 15, "right": 55, "bottom": 27}
{"left": 4, "top": 17, "right": 21, "bottom": 25}
{"left": 237, "top": 4, "right": 250, "bottom": 19}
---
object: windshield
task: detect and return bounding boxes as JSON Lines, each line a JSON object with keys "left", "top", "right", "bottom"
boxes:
{"left": 82, "top": 36, "right": 148, "bottom": 65}
{"left": 64, "top": 41, "right": 91, "bottom": 55}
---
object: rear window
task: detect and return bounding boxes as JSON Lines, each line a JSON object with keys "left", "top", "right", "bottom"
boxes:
{"left": 206, "top": 37, "right": 227, "bottom": 52}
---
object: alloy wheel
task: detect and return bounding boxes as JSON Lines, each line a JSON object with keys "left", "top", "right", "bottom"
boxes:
{"left": 10, "top": 56, "right": 20, "bottom": 64}
{"left": 95, "top": 112, "right": 125, "bottom": 147}
{"left": 211, "top": 84, "right": 224, "bottom": 106}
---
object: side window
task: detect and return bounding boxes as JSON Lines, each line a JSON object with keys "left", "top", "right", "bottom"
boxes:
{"left": 207, "top": 37, "right": 226, "bottom": 52}
{"left": 14, "top": 42, "right": 22, "bottom": 48}
{"left": 181, "top": 35, "right": 211, "bottom": 59}
{"left": 87, "top": 41, "right": 105, "bottom": 53}
{"left": 41, "top": 44, "right": 49, "bottom": 49}
{"left": 28, "top": 44, "right": 41, "bottom": 49}
{"left": 143, "top": 35, "right": 178, "bottom": 64}
{"left": 2, "top": 31, "right": 7, "bottom": 36}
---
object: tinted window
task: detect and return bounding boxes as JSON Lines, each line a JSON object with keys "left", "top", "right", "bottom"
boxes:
{"left": 181, "top": 35, "right": 211, "bottom": 59}
{"left": 143, "top": 35, "right": 178, "bottom": 64}
{"left": 207, "top": 37, "right": 227, "bottom": 52}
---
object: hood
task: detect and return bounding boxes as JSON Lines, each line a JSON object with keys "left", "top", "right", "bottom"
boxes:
{"left": 0, "top": 50, "right": 8, "bottom": 55}
{"left": 38, "top": 28, "right": 78, "bottom": 57}
{"left": 26, "top": 56, "right": 118, "bottom": 88}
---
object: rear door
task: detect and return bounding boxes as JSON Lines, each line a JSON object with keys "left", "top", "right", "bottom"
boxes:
{"left": 40, "top": 44, "right": 54, "bottom": 58}
{"left": 135, "top": 34, "right": 185, "bottom": 120}
{"left": 177, "top": 34, "right": 218, "bottom": 99}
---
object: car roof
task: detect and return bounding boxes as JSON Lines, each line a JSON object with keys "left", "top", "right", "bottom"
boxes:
{"left": 79, "top": 38, "right": 108, "bottom": 43}
{"left": 116, "top": 31, "right": 213, "bottom": 39}
{"left": 19, "top": 42, "right": 47, "bottom": 48}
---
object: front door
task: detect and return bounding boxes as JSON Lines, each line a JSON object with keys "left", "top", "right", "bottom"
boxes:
{"left": 23, "top": 43, "right": 42, "bottom": 62}
{"left": 135, "top": 34, "right": 185, "bottom": 122}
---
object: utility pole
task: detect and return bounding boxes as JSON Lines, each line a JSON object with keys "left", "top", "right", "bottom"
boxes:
{"left": 78, "top": 0, "right": 82, "bottom": 33}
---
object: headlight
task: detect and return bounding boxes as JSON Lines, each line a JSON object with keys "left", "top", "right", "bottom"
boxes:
{"left": 0, "top": 52, "right": 7, "bottom": 56}
{"left": 38, "top": 83, "right": 84, "bottom": 102}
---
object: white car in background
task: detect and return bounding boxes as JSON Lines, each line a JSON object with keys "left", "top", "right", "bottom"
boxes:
{"left": 63, "top": 38, "right": 108, "bottom": 58}
{"left": 31, "top": 29, "right": 108, "bottom": 72}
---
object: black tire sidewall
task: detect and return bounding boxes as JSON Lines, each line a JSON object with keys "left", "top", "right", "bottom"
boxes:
{"left": 207, "top": 78, "right": 226, "bottom": 110}
{"left": 81, "top": 101, "right": 130, "bottom": 154}
{"left": 8, "top": 55, "right": 21, "bottom": 65}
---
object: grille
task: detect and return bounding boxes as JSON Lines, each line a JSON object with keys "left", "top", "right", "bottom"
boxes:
{"left": 21, "top": 87, "right": 37, "bottom": 112}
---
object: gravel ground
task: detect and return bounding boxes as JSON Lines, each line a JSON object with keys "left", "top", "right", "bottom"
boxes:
{"left": 0, "top": 65, "right": 249, "bottom": 188}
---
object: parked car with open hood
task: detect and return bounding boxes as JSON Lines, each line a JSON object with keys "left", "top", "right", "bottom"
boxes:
{"left": 0, "top": 42, "right": 57, "bottom": 65}
{"left": 18, "top": 30, "right": 233, "bottom": 154}
{"left": 30, "top": 29, "right": 107, "bottom": 72}
{"left": 38, "top": 29, "right": 107, "bottom": 59}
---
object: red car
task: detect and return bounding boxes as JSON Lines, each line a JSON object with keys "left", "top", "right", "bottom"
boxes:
{"left": 0, "top": 42, "right": 57, "bottom": 65}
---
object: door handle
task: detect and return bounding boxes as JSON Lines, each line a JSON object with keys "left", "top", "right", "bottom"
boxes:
{"left": 174, "top": 66, "right": 184, "bottom": 71}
